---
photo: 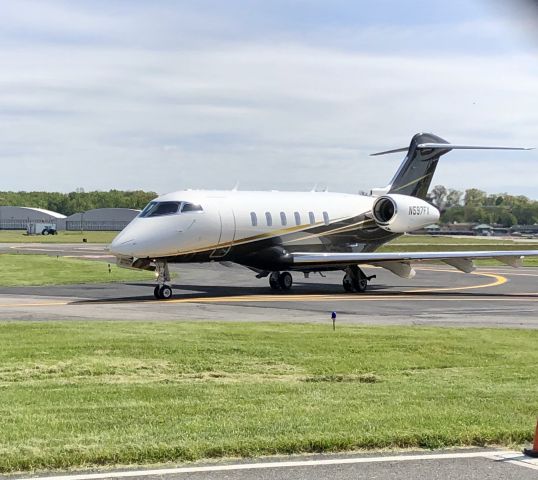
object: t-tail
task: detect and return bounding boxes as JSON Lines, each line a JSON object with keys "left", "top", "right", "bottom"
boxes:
{"left": 371, "top": 133, "right": 533, "bottom": 199}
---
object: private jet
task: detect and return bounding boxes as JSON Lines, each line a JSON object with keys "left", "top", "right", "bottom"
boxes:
{"left": 110, "top": 133, "right": 538, "bottom": 299}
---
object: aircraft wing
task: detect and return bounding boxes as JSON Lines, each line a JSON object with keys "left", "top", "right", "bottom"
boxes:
{"left": 292, "top": 250, "right": 538, "bottom": 277}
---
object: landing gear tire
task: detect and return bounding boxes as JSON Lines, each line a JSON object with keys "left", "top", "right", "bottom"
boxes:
{"left": 160, "top": 285, "right": 173, "bottom": 299}
{"left": 154, "top": 285, "right": 173, "bottom": 299}
{"left": 278, "top": 272, "right": 293, "bottom": 291}
{"left": 343, "top": 266, "right": 368, "bottom": 293}
{"left": 269, "top": 272, "right": 280, "bottom": 290}
{"left": 353, "top": 272, "right": 368, "bottom": 293}
{"left": 343, "top": 274, "right": 354, "bottom": 292}
{"left": 154, "top": 260, "right": 172, "bottom": 300}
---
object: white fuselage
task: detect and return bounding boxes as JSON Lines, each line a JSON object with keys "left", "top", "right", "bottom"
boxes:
{"left": 110, "top": 190, "right": 377, "bottom": 262}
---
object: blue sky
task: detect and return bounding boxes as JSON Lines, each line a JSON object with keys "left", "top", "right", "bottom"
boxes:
{"left": 0, "top": 0, "right": 537, "bottom": 196}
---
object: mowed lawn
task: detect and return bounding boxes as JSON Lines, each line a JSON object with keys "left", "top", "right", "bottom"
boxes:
{"left": 0, "top": 322, "right": 537, "bottom": 472}
{"left": 0, "top": 254, "right": 153, "bottom": 286}
{"left": 380, "top": 235, "right": 538, "bottom": 266}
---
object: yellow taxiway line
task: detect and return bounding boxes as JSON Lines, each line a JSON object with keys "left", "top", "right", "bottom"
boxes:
{"left": 408, "top": 271, "right": 506, "bottom": 293}
{"left": 0, "top": 270, "right": 533, "bottom": 308}
{"left": 0, "top": 301, "right": 70, "bottom": 307}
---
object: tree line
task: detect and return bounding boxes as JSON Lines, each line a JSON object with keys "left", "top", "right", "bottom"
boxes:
{"left": 1, "top": 187, "right": 537, "bottom": 226}
{"left": 427, "top": 185, "right": 538, "bottom": 226}
{"left": 0, "top": 190, "right": 157, "bottom": 216}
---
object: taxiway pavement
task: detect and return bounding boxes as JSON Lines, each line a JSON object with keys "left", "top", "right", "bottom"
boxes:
{"left": 5, "top": 450, "right": 538, "bottom": 480}
{"left": 1, "top": 243, "right": 538, "bottom": 327}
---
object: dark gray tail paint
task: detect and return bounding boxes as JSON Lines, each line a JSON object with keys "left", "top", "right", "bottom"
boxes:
{"left": 387, "top": 133, "right": 451, "bottom": 199}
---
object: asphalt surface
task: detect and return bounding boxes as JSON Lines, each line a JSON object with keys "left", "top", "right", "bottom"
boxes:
{"left": 1, "top": 243, "right": 538, "bottom": 326}
{"left": 5, "top": 450, "right": 538, "bottom": 480}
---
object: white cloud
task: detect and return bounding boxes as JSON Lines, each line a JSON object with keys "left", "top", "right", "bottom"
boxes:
{"left": 0, "top": 2, "right": 537, "bottom": 197}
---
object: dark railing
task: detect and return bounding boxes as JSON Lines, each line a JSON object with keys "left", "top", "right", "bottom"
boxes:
{"left": 66, "top": 221, "right": 130, "bottom": 231}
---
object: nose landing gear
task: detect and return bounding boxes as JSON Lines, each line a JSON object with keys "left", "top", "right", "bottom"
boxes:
{"left": 154, "top": 284, "right": 173, "bottom": 300}
{"left": 343, "top": 265, "right": 375, "bottom": 293}
{"left": 269, "top": 271, "right": 293, "bottom": 291}
{"left": 154, "top": 260, "right": 173, "bottom": 299}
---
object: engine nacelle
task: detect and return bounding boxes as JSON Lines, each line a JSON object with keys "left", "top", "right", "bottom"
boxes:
{"left": 372, "top": 194, "right": 439, "bottom": 233}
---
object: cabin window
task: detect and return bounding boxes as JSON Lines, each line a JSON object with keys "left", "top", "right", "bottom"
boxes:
{"left": 181, "top": 202, "right": 203, "bottom": 212}
{"left": 323, "top": 211, "right": 330, "bottom": 225}
{"left": 140, "top": 201, "right": 180, "bottom": 217}
{"left": 250, "top": 212, "right": 257, "bottom": 226}
{"left": 294, "top": 211, "right": 301, "bottom": 225}
{"left": 280, "top": 212, "right": 287, "bottom": 226}
{"left": 265, "top": 212, "right": 272, "bottom": 227}
{"left": 308, "top": 211, "right": 315, "bottom": 225}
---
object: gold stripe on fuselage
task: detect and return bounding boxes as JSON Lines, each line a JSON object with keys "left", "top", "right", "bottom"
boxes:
{"left": 167, "top": 214, "right": 374, "bottom": 258}
{"left": 283, "top": 218, "right": 375, "bottom": 244}
{"left": 169, "top": 221, "right": 325, "bottom": 256}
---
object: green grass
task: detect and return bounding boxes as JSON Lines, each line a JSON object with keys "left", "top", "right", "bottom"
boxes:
{"left": 0, "top": 254, "right": 153, "bottom": 286}
{"left": 380, "top": 235, "right": 538, "bottom": 266}
{"left": 0, "top": 321, "right": 536, "bottom": 472}
{"left": 387, "top": 234, "right": 530, "bottom": 245}
{"left": 0, "top": 230, "right": 117, "bottom": 243}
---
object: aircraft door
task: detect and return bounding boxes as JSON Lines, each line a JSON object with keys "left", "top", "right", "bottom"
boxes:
{"left": 210, "top": 201, "right": 236, "bottom": 259}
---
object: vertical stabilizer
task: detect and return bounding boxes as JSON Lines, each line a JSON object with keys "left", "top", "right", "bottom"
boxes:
{"left": 385, "top": 133, "right": 450, "bottom": 199}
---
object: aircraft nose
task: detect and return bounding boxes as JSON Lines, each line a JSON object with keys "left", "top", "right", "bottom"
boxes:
{"left": 109, "top": 234, "right": 137, "bottom": 257}
{"left": 109, "top": 221, "right": 143, "bottom": 257}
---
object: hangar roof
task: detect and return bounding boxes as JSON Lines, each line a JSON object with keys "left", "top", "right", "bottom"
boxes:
{"left": 66, "top": 208, "right": 140, "bottom": 221}
{"left": 0, "top": 206, "right": 66, "bottom": 219}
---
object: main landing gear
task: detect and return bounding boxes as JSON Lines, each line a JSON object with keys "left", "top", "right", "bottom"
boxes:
{"left": 269, "top": 271, "right": 293, "bottom": 291}
{"left": 342, "top": 265, "right": 375, "bottom": 293}
{"left": 154, "top": 260, "right": 173, "bottom": 300}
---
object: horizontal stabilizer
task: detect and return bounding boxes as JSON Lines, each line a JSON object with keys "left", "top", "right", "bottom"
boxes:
{"left": 370, "top": 147, "right": 409, "bottom": 156}
{"left": 371, "top": 143, "right": 533, "bottom": 156}
{"left": 417, "top": 143, "right": 534, "bottom": 151}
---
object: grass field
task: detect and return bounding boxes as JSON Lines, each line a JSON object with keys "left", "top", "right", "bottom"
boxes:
{"left": 380, "top": 235, "right": 538, "bottom": 266}
{"left": 386, "top": 234, "right": 538, "bottom": 245}
{"left": 0, "top": 322, "right": 536, "bottom": 472}
{"left": 0, "top": 230, "right": 117, "bottom": 243}
{"left": 0, "top": 254, "right": 153, "bottom": 286}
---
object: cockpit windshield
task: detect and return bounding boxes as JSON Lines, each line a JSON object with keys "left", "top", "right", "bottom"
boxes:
{"left": 139, "top": 201, "right": 180, "bottom": 217}
{"left": 139, "top": 201, "right": 203, "bottom": 218}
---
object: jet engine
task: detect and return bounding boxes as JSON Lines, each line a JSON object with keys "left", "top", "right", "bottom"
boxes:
{"left": 372, "top": 194, "right": 440, "bottom": 233}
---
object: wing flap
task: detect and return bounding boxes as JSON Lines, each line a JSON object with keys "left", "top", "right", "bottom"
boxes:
{"left": 495, "top": 255, "right": 523, "bottom": 268}
{"left": 442, "top": 258, "right": 475, "bottom": 273}
{"left": 292, "top": 250, "right": 538, "bottom": 267}
{"left": 373, "top": 261, "right": 416, "bottom": 279}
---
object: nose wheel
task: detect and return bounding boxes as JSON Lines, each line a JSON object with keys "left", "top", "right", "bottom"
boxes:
{"left": 269, "top": 271, "right": 293, "bottom": 291}
{"left": 154, "top": 284, "right": 173, "bottom": 300}
{"left": 153, "top": 260, "right": 173, "bottom": 300}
